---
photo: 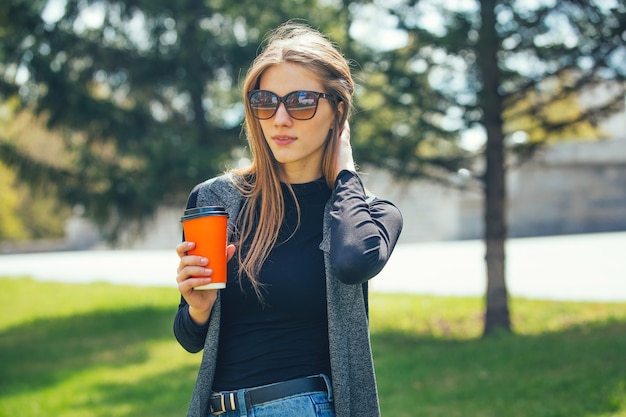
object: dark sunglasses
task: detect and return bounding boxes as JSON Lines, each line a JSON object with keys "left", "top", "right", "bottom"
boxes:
{"left": 247, "top": 90, "right": 334, "bottom": 120}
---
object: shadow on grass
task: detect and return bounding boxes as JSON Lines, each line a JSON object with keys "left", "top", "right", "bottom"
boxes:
{"left": 0, "top": 305, "right": 203, "bottom": 417}
{"left": 1, "top": 302, "right": 624, "bottom": 417}
{"left": 0, "top": 307, "right": 173, "bottom": 392}
{"left": 372, "top": 319, "right": 626, "bottom": 417}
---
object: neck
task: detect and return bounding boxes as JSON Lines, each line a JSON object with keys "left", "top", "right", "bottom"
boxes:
{"left": 280, "top": 164, "right": 323, "bottom": 185}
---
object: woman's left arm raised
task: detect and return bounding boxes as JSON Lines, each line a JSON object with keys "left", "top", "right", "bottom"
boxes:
{"left": 330, "top": 122, "right": 403, "bottom": 284}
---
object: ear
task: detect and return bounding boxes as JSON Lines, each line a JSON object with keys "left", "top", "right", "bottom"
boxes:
{"left": 337, "top": 101, "right": 345, "bottom": 121}
{"left": 330, "top": 101, "right": 345, "bottom": 130}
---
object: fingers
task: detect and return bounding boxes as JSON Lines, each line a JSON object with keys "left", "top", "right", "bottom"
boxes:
{"left": 176, "top": 255, "right": 210, "bottom": 276}
{"left": 176, "top": 241, "right": 194, "bottom": 258}
{"left": 176, "top": 242, "right": 207, "bottom": 280}
{"left": 176, "top": 267, "right": 213, "bottom": 290}
{"left": 176, "top": 242, "right": 236, "bottom": 292}
{"left": 226, "top": 244, "right": 236, "bottom": 262}
{"left": 177, "top": 242, "right": 236, "bottom": 271}
{"left": 336, "top": 120, "right": 356, "bottom": 176}
{"left": 177, "top": 276, "right": 214, "bottom": 294}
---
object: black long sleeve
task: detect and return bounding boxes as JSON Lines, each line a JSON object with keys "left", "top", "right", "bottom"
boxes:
{"left": 173, "top": 303, "right": 210, "bottom": 353}
{"left": 329, "top": 170, "right": 403, "bottom": 284}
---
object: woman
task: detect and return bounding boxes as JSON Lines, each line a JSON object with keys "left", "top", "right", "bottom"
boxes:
{"left": 174, "top": 21, "right": 403, "bottom": 417}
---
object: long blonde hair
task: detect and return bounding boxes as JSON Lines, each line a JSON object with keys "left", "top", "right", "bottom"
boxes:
{"left": 231, "top": 21, "right": 354, "bottom": 296}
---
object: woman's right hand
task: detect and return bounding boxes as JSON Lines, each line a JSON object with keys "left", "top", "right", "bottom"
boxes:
{"left": 175, "top": 241, "right": 236, "bottom": 325}
{"left": 334, "top": 120, "right": 357, "bottom": 179}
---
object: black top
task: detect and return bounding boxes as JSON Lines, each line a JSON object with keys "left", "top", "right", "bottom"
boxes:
{"left": 174, "top": 170, "right": 398, "bottom": 390}
{"left": 214, "top": 177, "right": 331, "bottom": 390}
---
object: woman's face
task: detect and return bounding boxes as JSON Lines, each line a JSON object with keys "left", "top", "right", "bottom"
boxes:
{"left": 257, "top": 62, "right": 335, "bottom": 184}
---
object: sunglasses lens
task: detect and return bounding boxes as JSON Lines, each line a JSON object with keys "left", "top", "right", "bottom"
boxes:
{"left": 249, "top": 91, "right": 324, "bottom": 120}
{"left": 249, "top": 91, "right": 279, "bottom": 119}
{"left": 284, "top": 91, "right": 318, "bottom": 120}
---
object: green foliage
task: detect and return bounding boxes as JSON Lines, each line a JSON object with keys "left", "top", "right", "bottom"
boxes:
{"left": 0, "top": 0, "right": 344, "bottom": 240}
{"left": 0, "top": 161, "right": 69, "bottom": 242}
{"left": 1, "top": 278, "right": 625, "bottom": 416}
{"left": 351, "top": 39, "right": 471, "bottom": 180}
{"left": 0, "top": 164, "right": 26, "bottom": 241}
{"left": 1, "top": 0, "right": 624, "bottom": 242}
{"left": 0, "top": 102, "right": 71, "bottom": 242}
{"left": 347, "top": 0, "right": 625, "bottom": 181}
{"left": 372, "top": 0, "right": 625, "bottom": 154}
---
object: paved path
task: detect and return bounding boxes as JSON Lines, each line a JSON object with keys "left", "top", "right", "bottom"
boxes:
{"left": 1, "top": 232, "right": 625, "bottom": 301}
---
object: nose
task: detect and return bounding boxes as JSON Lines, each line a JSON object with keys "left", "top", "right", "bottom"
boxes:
{"left": 273, "top": 103, "right": 293, "bottom": 126}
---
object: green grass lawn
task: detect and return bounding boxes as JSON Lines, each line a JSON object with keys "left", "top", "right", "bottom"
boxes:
{"left": 1, "top": 277, "right": 625, "bottom": 417}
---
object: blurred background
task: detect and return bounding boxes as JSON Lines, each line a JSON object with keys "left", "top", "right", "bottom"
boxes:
{"left": 2, "top": 0, "right": 625, "bottom": 317}
{"left": 1, "top": 0, "right": 624, "bottom": 253}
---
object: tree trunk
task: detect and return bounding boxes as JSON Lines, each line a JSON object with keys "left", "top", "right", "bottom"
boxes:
{"left": 478, "top": 0, "right": 511, "bottom": 335}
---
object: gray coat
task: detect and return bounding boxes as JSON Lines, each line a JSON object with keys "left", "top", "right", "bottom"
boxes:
{"left": 185, "top": 173, "right": 397, "bottom": 417}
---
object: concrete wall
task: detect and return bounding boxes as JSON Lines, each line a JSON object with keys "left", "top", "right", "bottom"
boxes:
{"left": 360, "top": 171, "right": 473, "bottom": 242}
{"left": 360, "top": 136, "right": 626, "bottom": 243}
{"left": 507, "top": 137, "right": 626, "bottom": 237}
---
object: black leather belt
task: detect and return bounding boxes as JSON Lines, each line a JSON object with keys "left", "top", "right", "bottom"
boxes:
{"left": 209, "top": 375, "right": 329, "bottom": 415}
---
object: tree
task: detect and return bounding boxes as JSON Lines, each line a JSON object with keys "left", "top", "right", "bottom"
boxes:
{"left": 347, "top": 3, "right": 471, "bottom": 180}
{"left": 349, "top": 0, "right": 625, "bottom": 335}
{"left": 0, "top": 0, "right": 342, "bottom": 241}
{"left": 0, "top": 102, "right": 71, "bottom": 242}
{"left": 477, "top": 0, "right": 510, "bottom": 335}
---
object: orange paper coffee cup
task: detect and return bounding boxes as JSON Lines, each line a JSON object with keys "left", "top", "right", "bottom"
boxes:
{"left": 181, "top": 206, "right": 229, "bottom": 290}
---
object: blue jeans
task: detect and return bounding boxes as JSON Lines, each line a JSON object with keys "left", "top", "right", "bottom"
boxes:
{"left": 209, "top": 375, "right": 335, "bottom": 417}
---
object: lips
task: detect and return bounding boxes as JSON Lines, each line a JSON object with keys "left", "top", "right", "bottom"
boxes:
{"left": 272, "top": 135, "right": 296, "bottom": 146}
